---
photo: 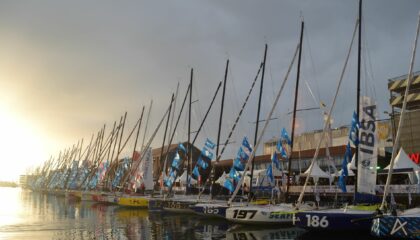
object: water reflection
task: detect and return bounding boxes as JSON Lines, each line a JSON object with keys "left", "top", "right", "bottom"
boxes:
{"left": 0, "top": 188, "right": 328, "bottom": 239}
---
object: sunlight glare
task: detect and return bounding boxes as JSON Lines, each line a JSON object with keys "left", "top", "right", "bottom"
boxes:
{"left": 0, "top": 105, "right": 47, "bottom": 181}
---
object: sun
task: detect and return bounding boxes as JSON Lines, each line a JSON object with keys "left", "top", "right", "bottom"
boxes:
{"left": 0, "top": 106, "right": 47, "bottom": 182}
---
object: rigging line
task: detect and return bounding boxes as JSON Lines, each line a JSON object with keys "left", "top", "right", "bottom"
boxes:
{"left": 297, "top": 18, "right": 359, "bottom": 208}
{"left": 363, "top": 28, "right": 377, "bottom": 100}
{"left": 191, "top": 74, "right": 209, "bottom": 138}
{"left": 227, "top": 66, "right": 246, "bottom": 136}
{"left": 216, "top": 62, "right": 264, "bottom": 162}
{"left": 228, "top": 62, "right": 243, "bottom": 121}
{"left": 381, "top": 12, "right": 420, "bottom": 210}
{"left": 304, "top": 24, "right": 322, "bottom": 104}
{"left": 228, "top": 43, "right": 300, "bottom": 206}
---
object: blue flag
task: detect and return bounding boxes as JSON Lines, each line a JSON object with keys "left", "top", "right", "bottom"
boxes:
{"left": 201, "top": 148, "right": 214, "bottom": 159}
{"left": 338, "top": 175, "right": 347, "bottom": 192}
{"left": 204, "top": 138, "right": 216, "bottom": 149}
{"left": 281, "top": 128, "right": 292, "bottom": 145}
{"left": 266, "top": 164, "right": 274, "bottom": 183}
{"left": 178, "top": 143, "right": 187, "bottom": 154}
{"left": 342, "top": 143, "right": 352, "bottom": 177}
{"left": 242, "top": 137, "right": 253, "bottom": 153}
{"left": 197, "top": 157, "right": 208, "bottom": 170}
{"left": 224, "top": 179, "right": 235, "bottom": 193}
{"left": 349, "top": 111, "right": 360, "bottom": 146}
{"left": 271, "top": 152, "right": 280, "bottom": 170}
{"left": 171, "top": 153, "right": 182, "bottom": 169}
{"left": 233, "top": 156, "right": 245, "bottom": 171}
{"left": 192, "top": 166, "right": 200, "bottom": 179}
{"left": 229, "top": 168, "right": 241, "bottom": 183}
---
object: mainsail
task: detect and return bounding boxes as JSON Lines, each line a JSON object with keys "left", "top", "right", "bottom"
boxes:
{"left": 357, "top": 96, "right": 378, "bottom": 195}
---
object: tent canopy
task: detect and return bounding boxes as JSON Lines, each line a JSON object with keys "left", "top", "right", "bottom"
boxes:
{"left": 176, "top": 171, "right": 197, "bottom": 185}
{"left": 385, "top": 148, "right": 420, "bottom": 172}
{"left": 300, "top": 160, "right": 331, "bottom": 182}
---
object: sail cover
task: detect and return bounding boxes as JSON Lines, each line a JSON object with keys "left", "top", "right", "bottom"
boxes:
{"left": 357, "top": 96, "right": 378, "bottom": 195}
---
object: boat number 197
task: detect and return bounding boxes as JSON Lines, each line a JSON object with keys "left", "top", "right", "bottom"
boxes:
{"left": 306, "top": 215, "right": 329, "bottom": 228}
{"left": 232, "top": 210, "right": 257, "bottom": 219}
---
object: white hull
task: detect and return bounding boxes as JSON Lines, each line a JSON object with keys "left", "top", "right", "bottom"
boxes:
{"left": 226, "top": 203, "right": 316, "bottom": 225}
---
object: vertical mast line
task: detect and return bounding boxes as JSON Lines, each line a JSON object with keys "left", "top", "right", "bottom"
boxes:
{"left": 211, "top": 59, "right": 229, "bottom": 199}
{"left": 249, "top": 44, "right": 268, "bottom": 197}
{"left": 286, "top": 20, "right": 304, "bottom": 199}
{"left": 228, "top": 44, "right": 300, "bottom": 206}
{"left": 297, "top": 20, "right": 359, "bottom": 207}
{"left": 355, "top": 0, "right": 362, "bottom": 196}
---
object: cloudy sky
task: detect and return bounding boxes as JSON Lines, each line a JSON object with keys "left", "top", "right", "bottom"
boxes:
{"left": 0, "top": 0, "right": 419, "bottom": 180}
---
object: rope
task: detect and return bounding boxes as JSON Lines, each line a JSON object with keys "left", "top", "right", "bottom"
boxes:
{"left": 297, "top": 19, "right": 359, "bottom": 207}
{"left": 228, "top": 44, "right": 300, "bottom": 206}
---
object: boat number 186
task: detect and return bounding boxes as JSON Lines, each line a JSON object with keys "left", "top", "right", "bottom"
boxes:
{"left": 306, "top": 215, "right": 329, "bottom": 228}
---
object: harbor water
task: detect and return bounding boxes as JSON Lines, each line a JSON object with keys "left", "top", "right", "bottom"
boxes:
{"left": 0, "top": 187, "right": 377, "bottom": 240}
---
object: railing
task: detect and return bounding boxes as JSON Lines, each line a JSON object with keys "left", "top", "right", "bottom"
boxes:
{"left": 286, "top": 184, "right": 420, "bottom": 194}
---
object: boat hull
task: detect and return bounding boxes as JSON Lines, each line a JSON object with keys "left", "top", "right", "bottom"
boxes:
{"left": 162, "top": 199, "right": 196, "bottom": 214}
{"left": 225, "top": 204, "right": 298, "bottom": 225}
{"left": 191, "top": 203, "right": 228, "bottom": 218}
{"left": 295, "top": 209, "right": 374, "bottom": 231}
{"left": 148, "top": 198, "right": 164, "bottom": 211}
{"left": 371, "top": 215, "right": 420, "bottom": 239}
{"left": 92, "top": 193, "right": 118, "bottom": 204}
{"left": 118, "top": 195, "right": 149, "bottom": 208}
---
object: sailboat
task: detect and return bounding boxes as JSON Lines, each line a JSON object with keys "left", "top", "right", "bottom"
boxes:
{"left": 116, "top": 99, "right": 174, "bottom": 208}
{"left": 155, "top": 71, "right": 223, "bottom": 213}
{"left": 224, "top": 24, "right": 317, "bottom": 224}
{"left": 191, "top": 55, "right": 268, "bottom": 218}
{"left": 370, "top": 10, "right": 420, "bottom": 239}
{"left": 294, "top": 0, "right": 382, "bottom": 231}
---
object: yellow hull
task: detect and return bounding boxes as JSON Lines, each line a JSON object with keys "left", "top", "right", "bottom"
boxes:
{"left": 118, "top": 196, "right": 149, "bottom": 208}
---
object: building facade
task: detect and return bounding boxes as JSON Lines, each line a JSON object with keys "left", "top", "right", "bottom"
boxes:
{"left": 389, "top": 71, "right": 420, "bottom": 159}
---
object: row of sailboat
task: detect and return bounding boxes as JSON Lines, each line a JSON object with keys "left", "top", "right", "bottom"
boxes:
{"left": 27, "top": 0, "right": 420, "bottom": 238}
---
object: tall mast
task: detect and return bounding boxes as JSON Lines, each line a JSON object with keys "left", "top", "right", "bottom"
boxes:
{"left": 355, "top": 0, "right": 362, "bottom": 196}
{"left": 286, "top": 20, "right": 304, "bottom": 199}
{"left": 159, "top": 94, "right": 174, "bottom": 182}
{"left": 186, "top": 68, "right": 193, "bottom": 194}
{"left": 211, "top": 59, "right": 229, "bottom": 199}
{"left": 249, "top": 44, "right": 267, "bottom": 197}
{"left": 162, "top": 84, "right": 190, "bottom": 178}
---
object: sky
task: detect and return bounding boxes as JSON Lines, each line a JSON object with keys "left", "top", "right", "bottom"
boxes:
{"left": 0, "top": 0, "right": 419, "bottom": 181}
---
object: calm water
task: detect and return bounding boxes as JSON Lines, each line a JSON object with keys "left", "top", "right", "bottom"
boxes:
{"left": 0, "top": 187, "right": 377, "bottom": 240}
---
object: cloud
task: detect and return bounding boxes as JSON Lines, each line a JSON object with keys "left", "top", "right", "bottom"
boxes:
{"left": 0, "top": 0, "right": 419, "bottom": 167}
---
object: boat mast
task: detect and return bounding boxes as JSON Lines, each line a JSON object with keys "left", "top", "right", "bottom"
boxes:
{"left": 286, "top": 20, "right": 304, "bottom": 200}
{"left": 186, "top": 68, "right": 193, "bottom": 194}
{"left": 354, "top": 0, "right": 362, "bottom": 196}
{"left": 228, "top": 44, "right": 300, "bottom": 206}
{"left": 249, "top": 44, "right": 267, "bottom": 198}
{"left": 211, "top": 59, "right": 229, "bottom": 199}
{"left": 162, "top": 84, "right": 190, "bottom": 179}
{"left": 159, "top": 94, "right": 175, "bottom": 183}
{"left": 380, "top": 11, "right": 420, "bottom": 211}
